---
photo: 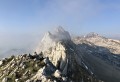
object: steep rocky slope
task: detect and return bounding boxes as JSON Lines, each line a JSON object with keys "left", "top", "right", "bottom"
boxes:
{"left": 2, "top": 28, "right": 120, "bottom": 82}
{"left": 0, "top": 54, "right": 45, "bottom": 82}
{"left": 73, "top": 32, "right": 120, "bottom": 82}
{"left": 0, "top": 27, "right": 102, "bottom": 82}
{"left": 34, "top": 27, "right": 102, "bottom": 82}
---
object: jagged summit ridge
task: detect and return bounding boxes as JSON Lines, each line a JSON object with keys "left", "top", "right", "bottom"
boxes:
{"left": 34, "top": 27, "right": 100, "bottom": 82}
{"left": 55, "top": 26, "right": 65, "bottom": 33}
{"left": 42, "top": 26, "right": 71, "bottom": 42}
{"left": 0, "top": 27, "right": 103, "bottom": 82}
{"left": 36, "top": 26, "right": 71, "bottom": 53}
{"left": 42, "top": 26, "right": 71, "bottom": 41}
{"left": 53, "top": 26, "right": 71, "bottom": 41}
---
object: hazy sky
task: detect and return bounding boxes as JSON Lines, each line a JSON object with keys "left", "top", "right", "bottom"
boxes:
{"left": 0, "top": 0, "right": 120, "bottom": 49}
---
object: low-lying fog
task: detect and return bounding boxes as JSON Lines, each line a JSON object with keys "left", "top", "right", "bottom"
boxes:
{"left": 0, "top": 34, "right": 42, "bottom": 59}
{"left": 0, "top": 30, "right": 120, "bottom": 59}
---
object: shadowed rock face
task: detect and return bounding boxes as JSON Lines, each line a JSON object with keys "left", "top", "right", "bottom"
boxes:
{"left": 0, "top": 39, "right": 101, "bottom": 82}
{"left": 33, "top": 40, "right": 101, "bottom": 82}
{"left": 74, "top": 33, "right": 120, "bottom": 54}
{"left": 36, "top": 27, "right": 81, "bottom": 78}
{"left": 73, "top": 33, "right": 120, "bottom": 82}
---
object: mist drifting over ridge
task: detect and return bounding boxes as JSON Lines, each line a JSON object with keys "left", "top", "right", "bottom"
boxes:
{"left": 1, "top": 25, "right": 120, "bottom": 59}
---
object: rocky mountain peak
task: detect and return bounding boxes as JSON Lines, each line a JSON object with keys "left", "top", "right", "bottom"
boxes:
{"left": 0, "top": 27, "right": 104, "bottom": 82}
{"left": 41, "top": 31, "right": 53, "bottom": 42}
{"left": 53, "top": 26, "right": 71, "bottom": 41}
{"left": 36, "top": 26, "right": 71, "bottom": 53}
{"left": 55, "top": 26, "right": 65, "bottom": 33}
{"left": 34, "top": 27, "right": 102, "bottom": 82}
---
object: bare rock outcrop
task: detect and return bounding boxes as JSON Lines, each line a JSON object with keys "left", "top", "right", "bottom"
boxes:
{"left": 0, "top": 27, "right": 103, "bottom": 82}
{"left": 34, "top": 27, "right": 101, "bottom": 82}
{"left": 36, "top": 26, "right": 71, "bottom": 53}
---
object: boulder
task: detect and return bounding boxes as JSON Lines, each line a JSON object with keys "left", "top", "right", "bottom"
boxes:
{"left": 53, "top": 70, "right": 61, "bottom": 78}
{"left": 0, "top": 60, "right": 3, "bottom": 66}
{"left": 2, "top": 78, "right": 7, "bottom": 82}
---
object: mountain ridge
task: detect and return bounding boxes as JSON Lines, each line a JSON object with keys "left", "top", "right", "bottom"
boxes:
{"left": 0, "top": 27, "right": 103, "bottom": 82}
{"left": 1, "top": 27, "right": 120, "bottom": 82}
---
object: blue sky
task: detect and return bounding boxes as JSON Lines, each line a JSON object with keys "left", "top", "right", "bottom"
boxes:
{"left": 0, "top": 0, "right": 120, "bottom": 34}
{"left": 0, "top": 0, "right": 120, "bottom": 48}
